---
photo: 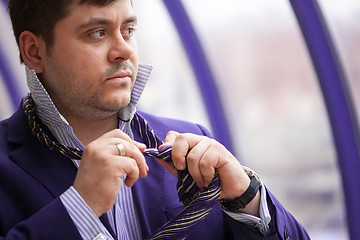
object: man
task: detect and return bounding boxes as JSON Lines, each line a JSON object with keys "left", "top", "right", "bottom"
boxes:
{"left": 1, "top": 0, "right": 310, "bottom": 239}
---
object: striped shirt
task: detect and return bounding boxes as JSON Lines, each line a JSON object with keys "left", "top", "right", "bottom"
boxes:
{"left": 26, "top": 63, "right": 271, "bottom": 239}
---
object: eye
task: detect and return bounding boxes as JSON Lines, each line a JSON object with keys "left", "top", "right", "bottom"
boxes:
{"left": 123, "top": 27, "right": 136, "bottom": 38}
{"left": 89, "top": 29, "right": 106, "bottom": 38}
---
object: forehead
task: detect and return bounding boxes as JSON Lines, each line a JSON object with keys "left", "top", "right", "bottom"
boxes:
{"left": 61, "top": 0, "right": 135, "bottom": 27}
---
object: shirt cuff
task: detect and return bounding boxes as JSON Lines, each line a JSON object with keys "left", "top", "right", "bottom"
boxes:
{"left": 60, "top": 186, "right": 114, "bottom": 240}
{"left": 221, "top": 167, "right": 271, "bottom": 236}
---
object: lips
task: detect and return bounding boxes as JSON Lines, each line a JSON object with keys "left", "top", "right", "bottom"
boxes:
{"left": 106, "top": 71, "right": 132, "bottom": 80}
{"left": 104, "top": 71, "right": 133, "bottom": 87}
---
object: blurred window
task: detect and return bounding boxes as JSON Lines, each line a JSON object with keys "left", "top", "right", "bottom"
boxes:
{"left": 182, "top": 1, "right": 345, "bottom": 239}
{"left": 0, "top": 3, "right": 27, "bottom": 119}
{"left": 136, "top": 0, "right": 346, "bottom": 239}
{"left": 133, "top": 0, "right": 210, "bottom": 128}
{"left": 318, "top": 0, "right": 360, "bottom": 126}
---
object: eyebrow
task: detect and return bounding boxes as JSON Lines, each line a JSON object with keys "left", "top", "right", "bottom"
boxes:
{"left": 77, "top": 15, "right": 138, "bottom": 30}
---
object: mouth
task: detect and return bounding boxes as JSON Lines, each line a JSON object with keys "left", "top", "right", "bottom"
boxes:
{"left": 106, "top": 71, "right": 132, "bottom": 84}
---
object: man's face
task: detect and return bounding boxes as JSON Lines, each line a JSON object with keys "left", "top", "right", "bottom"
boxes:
{"left": 39, "top": 0, "right": 138, "bottom": 121}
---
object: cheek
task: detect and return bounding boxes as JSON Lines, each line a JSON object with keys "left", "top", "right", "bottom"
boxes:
{"left": 62, "top": 52, "right": 102, "bottom": 83}
{"left": 57, "top": 41, "right": 105, "bottom": 71}
{"left": 130, "top": 46, "right": 139, "bottom": 77}
{"left": 131, "top": 42, "right": 139, "bottom": 64}
{"left": 67, "top": 50, "right": 96, "bottom": 69}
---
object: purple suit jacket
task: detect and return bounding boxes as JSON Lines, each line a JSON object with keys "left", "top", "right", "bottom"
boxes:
{"left": 0, "top": 104, "right": 310, "bottom": 240}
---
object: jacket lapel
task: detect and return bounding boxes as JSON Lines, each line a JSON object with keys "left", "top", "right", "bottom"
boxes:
{"left": 7, "top": 104, "right": 77, "bottom": 197}
{"left": 6, "top": 104, "right": 116, "bottom": 239}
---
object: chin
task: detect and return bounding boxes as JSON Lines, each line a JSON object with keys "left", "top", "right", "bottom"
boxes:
{"left": 107, "top": 96, "right": 131, "bottom": 110}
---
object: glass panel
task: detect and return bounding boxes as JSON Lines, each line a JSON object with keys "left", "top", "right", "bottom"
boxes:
{"left": 133, "top": 0, "right": 210, "bottom": 129}
{"left": 182, "top": 1, "right": 345, "bottom": 239}
{"left": 318, "top": 1, "right": 360, "bottom": 133}
{"left": 0, "top": 3, "right": 27, "bottom": 119}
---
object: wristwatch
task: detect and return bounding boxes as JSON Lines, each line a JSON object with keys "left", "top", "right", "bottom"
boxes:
{"left": 219, "top": 174, "right": 260, "bottom": 212}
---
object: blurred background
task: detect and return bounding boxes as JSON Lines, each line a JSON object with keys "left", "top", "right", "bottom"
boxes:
{"left": 1, "top": 1, "right": 360, "bottom": 239}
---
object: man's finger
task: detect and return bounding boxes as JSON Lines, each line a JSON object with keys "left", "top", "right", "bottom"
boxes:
{"left": 163, "top": 131, "right": 180, "bottom": 145}
{"left": 116, "top": 157, "right": 140, "bottom": 187}
{"left": 186, "top": 139, "right": 211, "bottom": 189}
{"left": 107, "top": 138, "right": 149, "bottom": 177}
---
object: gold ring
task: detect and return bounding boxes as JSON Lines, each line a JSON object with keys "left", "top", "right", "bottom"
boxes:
{"left": 116, "top": 143, "right": 126, "bottom": 156}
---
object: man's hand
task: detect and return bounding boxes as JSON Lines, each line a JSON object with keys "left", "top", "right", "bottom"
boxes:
{"left": 73, "top": 129, "right": 148, "bottom": 217}
{"left": 158, "top": 131, "right": 260, "bottom": 216}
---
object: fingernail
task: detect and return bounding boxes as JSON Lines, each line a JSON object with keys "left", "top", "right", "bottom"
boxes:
{"left": 159, "top": 143, "right": 170, "bottom": 151}
{"left": 134, "top": 141, "right": 146, "bottom": 151}
{"left": 176, "top": 163, "right": 184, "bottom": 169}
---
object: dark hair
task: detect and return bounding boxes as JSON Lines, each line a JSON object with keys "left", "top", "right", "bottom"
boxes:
{"left": 8, "top": 0, "right": 119, "bottom": 62}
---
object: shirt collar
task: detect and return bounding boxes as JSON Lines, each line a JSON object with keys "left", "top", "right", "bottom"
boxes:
{"left": 26, "top": 63, "right": 153, "bottom": 139}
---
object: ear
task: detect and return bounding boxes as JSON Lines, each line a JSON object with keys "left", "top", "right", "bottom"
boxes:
{"left": 19, "top": 31, "right": 46, "bottom": 73}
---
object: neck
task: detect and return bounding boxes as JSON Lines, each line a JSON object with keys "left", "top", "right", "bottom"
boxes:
{"left": 66, "top": 114, "right": 119, "bottom": 147}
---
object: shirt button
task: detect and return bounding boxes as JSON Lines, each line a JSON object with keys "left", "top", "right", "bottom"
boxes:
{"left": 284, "top": 231, "right": 291, "bottom": 240}
{"left": 93, "top": 233, "right": 107, "bottom": 240}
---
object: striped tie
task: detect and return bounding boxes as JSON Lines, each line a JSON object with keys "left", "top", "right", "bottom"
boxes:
{"left": 23, "top": 94, "right": 221, "bottom": 240}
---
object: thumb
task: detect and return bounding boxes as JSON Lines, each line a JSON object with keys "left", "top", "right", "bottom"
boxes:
{"left": 163, "top": 131, "right": 180, "bottom": 145}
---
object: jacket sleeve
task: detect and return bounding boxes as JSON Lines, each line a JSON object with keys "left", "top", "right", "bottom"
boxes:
{"left": 197, "top": 124, "right": 310, "bottom": 239}
{"left": 223, "top": 188, "right": 311, "bottom": 240}
{"left": 1, "top": 197, "right": 82, "bottom": 240}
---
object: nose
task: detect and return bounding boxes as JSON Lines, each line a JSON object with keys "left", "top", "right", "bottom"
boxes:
{"left": 108, "top": 33, "right": 134, "bottom": 62}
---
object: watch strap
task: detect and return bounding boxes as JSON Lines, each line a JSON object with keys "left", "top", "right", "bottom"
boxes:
{"left": 219, "top": 175, "right": 260, "bottom": 211}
